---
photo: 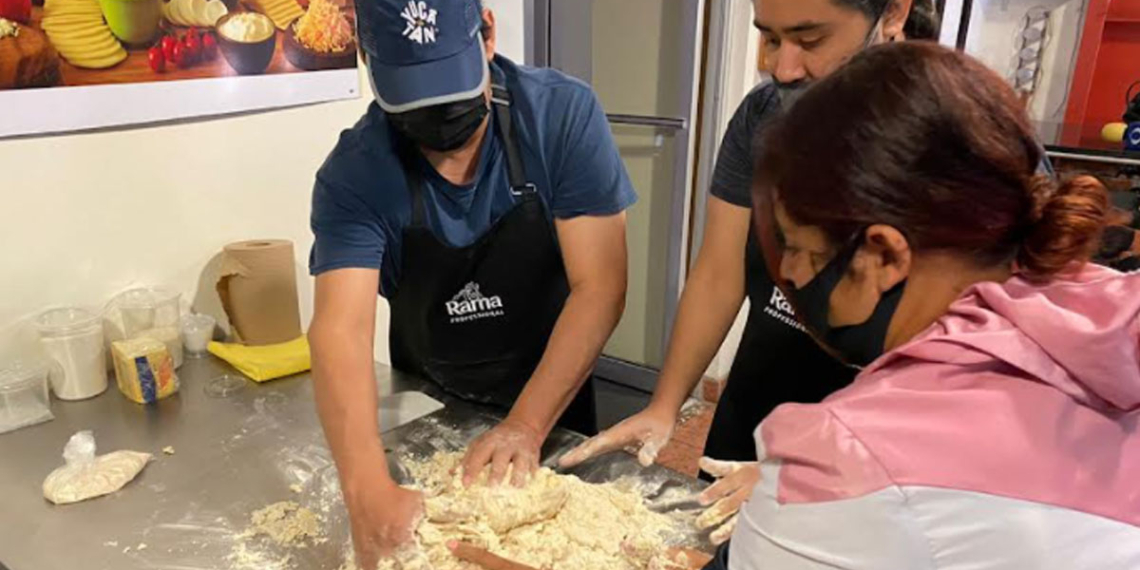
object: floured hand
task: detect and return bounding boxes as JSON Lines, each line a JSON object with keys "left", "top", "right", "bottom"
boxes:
{"left": 558, "top": 406, "right": 675, "bottom": 468}
{"left": 660, "top": 548, "right": 714, "bottom": 570}
{"left": 461, "top": 418, "right": 542, "bottom": 487}
{"left": 695, "top": 457, "right": 759, "bottom": 545}
{"left": 345, "top": 475, "right": 426, "bottom": 570}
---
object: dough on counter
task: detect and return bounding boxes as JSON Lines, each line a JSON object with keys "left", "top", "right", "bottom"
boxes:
{"left": 375, "top": 452, "right": 681, "bottom": 570}
{"left": 423, "top": 464, "right": 569, "bottom": 533}
{"left": 245, "top": 501, "right": 323, "bottom": 546}
{"left": 42, "top": 449, "right": 152, "bottom": 505}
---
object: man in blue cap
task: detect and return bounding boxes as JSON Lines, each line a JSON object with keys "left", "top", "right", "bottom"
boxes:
{"left": 307, "top": 0, "right": 636, "bottom": 565}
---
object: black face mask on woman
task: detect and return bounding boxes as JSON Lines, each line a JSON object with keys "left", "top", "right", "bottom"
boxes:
{"left": 389, "top": 94, "right": 490, "bottom": 152}
{"left": 789, "top": 231, "right": 907, "bottom": 367}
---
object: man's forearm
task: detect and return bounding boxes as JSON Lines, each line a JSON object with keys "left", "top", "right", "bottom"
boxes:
{"left": 649, "top": 260, "right": 746, "bottom": 416}
{"left": 311, "top": 324, "right": 391, "bottom": 484}
{"left": 508, "top": 284, "right": 625, "bottom": 436}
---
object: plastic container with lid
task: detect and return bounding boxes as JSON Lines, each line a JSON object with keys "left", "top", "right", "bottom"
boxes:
{"left": 104, "top": 287, "right": 183, "bottom": 369}
{"left": 0, "top": 360, "right": 54, "bottom": 434}
{"left": 37, "top": 307, "right": 109, "bottom": 400}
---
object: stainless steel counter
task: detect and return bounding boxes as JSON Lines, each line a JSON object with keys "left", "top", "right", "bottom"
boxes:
{"left": 0, "top": 357, "right": 708, "bottom": 570}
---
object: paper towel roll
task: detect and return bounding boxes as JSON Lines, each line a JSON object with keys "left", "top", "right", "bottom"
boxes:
{"left": 216, "top": 240, "right": 302, "bottom": 346}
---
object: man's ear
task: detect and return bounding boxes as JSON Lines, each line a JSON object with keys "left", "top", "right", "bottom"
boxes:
{"left": 861, "top": 224, "right": 911, "bottom": 292}
{"left": 882, "top": 0, "right": 913, "bottom": 42}
{"left": 482, "top": 8, "right": 496, "bottom": 60}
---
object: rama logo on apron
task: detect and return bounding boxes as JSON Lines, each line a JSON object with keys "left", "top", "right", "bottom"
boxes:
{"left": 444, "top": 282, "right": 504, "bottom": 322}
{"left": 388, "top": 79, "right": 596, "bottom": 434}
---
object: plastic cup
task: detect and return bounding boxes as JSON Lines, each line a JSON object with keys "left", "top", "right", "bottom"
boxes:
{"left": 181, "top": 314, "right": 216, "bottom": 358}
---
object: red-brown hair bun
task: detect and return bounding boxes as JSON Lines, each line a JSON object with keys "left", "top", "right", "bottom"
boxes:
{"left": 1018, "top": 174, "right": 1107, "bottom": 278}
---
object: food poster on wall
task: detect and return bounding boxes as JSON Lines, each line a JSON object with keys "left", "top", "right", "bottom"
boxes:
{"left": 0, "top": 0, "right": 360, "bottom": 137}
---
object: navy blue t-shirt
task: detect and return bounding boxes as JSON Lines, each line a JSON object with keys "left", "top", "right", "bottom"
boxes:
{"left": 309, "top": 55, "right": 637, "bottom": 298}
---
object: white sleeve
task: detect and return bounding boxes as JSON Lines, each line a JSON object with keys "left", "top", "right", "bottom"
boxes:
{"left": 726, "top": 407, "right": 935, "bottom": 570}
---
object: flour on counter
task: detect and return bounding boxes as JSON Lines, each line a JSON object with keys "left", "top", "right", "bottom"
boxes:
{"left": 230, "top": 540, "right": 294, "bottom": 570}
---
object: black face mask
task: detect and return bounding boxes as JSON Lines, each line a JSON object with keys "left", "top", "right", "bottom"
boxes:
{"left": 789, "top": 232, "right": 907, "bottom": 367}
{"left": 389, "top": 94, "right": 490, "bottom": 152}
{"left": 776, "top": 80, "right": 810, "bottom": 111}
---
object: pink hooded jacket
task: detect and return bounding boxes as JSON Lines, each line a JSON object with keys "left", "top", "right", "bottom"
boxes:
{"left": 729, "top": 265, "right": 1140, "bottom": 569}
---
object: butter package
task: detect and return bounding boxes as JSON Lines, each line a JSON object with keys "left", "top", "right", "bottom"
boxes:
{"left": 111, "top": 337, "right": 179, "bottom": 404}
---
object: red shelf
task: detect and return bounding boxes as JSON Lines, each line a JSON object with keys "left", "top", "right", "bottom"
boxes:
{"left": 1062, "top": 0, "right": 1140, "bottom": 148}
{"left": 1107, "top": 0, "right": 1140, "bottom": 20}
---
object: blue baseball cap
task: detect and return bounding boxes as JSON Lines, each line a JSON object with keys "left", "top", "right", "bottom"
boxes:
{"left": 357, "top": 0, "right": 488, "bottom": 113}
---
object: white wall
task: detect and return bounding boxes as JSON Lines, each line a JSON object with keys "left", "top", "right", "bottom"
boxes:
{"left": 0, "top": 0, "right": 525, "bottom": 366}
{"left": 489, "top": 0, "right": 525, "bottom": 65}
{"left": 0, "top": 96, "right": 369, "bottom": 365}
{"left": 957, "top": 0, "right": 1086, "bottom": 140}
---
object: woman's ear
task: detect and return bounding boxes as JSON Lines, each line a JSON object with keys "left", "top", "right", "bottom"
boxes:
{"left": 861, "top": 224, "right": 912, "bottom": 292}
{"left": 882, "top": 0, "right": 913, "bottom": 42}
{"left": 829, "top": 225, "right": 909, "bottom": 328}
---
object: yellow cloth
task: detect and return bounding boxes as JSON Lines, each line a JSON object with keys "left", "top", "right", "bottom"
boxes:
{"left": 207, "top": 335, "right": 311, "bottom": 382}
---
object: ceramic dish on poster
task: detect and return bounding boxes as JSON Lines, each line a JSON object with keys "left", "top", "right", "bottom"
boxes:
{"left": 282, "top": 0, "right": 352, "bottom": 70}
{"left": 214, "top": 11, "right": 275, "bottom": 74}
{"left": 282, "top": 24, "right": 352, "bottom": 70}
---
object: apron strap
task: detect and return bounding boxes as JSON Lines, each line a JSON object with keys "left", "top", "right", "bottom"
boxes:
{"left": 491, "top": 83, "right": 537, "bottom": 197}
{"left": 398, "top": 80, "right": 537, "bottom": 228}
{"left": 396, "top": 137, "right": 429, "bottom": 227}
{"left": 392, "top": 131, "right": 428, "bottom": 226}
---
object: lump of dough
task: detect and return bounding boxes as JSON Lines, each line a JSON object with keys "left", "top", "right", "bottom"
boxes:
{"left": 405, "top": 451, "right": 682, "bottom": 570}
{"left": 480, "top": 473, "right": 569, "bottom": 533}
{"left": 424, "top": 466, "right": 569, "bottom": 533}
{"left": 43, "top": 449, "right": 152, "bottom": 505}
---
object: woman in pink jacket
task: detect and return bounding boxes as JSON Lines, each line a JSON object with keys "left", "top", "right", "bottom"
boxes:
{"left": 716, "top": 41, "right": 1140, "bottom": 569}
{"left": 449, "top": 41, "right": 1138, "bottom": 570}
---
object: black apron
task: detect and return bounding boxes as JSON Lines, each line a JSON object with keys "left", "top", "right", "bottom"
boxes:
{"left": 388, "top": 82, "right": 597, "bottom": 436}
{"left": 701, "top": 231, "right": 856, "bottom": 471}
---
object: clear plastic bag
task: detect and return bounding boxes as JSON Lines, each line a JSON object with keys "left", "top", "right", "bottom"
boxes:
{"left": 103, "top": 287, "right": 184, "bottom": 369}
{"left": 42, "top": 430, "right": 152, "bottom": 505}
{"left": 62, "top": 430, "right": 96, "bottom": 465}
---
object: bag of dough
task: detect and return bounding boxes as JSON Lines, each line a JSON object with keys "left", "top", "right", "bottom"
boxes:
{"left": 42, "top": 430, "right": 152, "bottom": 505}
